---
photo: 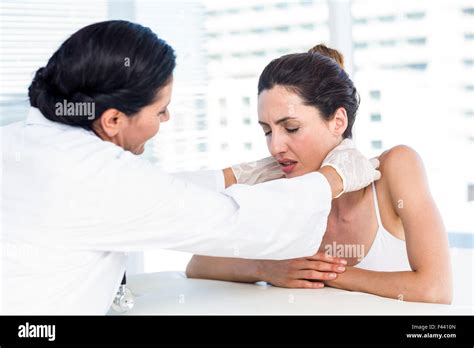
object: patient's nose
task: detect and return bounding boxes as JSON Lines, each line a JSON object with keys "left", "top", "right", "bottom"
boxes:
{"left": 269, "top": 133, "right": 288, "bottom": 156}
{"left": 160, "top": 112, "right": 170, "bottom": 123}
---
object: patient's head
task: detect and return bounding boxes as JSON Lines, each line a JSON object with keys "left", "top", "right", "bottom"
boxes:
{"left": 257, "top": 44, "right": 359, "bottom": 178}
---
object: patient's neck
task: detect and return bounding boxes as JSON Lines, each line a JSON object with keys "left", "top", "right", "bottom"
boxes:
{"left": 330, "top": 188, "right": 367, "bottom": 223}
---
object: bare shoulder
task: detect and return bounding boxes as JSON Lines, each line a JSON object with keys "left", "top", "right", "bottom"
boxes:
{"left": 376, "top": 145, "right": 431, "bottom": 210}
{"left": 370, "top": 146, "right": 430, "bottom": 239}
{"left": 377, "top": 145, "right": 424, "bottom": 173}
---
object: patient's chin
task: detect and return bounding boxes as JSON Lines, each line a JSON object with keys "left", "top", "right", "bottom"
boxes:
{"left": 132, "top": 144, "right": 146, "bottom": 155}
{"left": 286, "top": 168, "right": 311, "bottom": 178}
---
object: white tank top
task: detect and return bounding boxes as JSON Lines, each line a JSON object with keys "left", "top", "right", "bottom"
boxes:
{"left": 354, "top": 183, "right": 411, "bottom": 272}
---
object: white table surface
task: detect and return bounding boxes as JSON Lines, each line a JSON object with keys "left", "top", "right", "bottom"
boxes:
{"left": 108, "top": 271, "right": 472, "bottom": 315}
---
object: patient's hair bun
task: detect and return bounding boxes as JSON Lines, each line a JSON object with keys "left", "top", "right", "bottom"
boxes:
{"left": 258, "top": 43, "right": 358, "bottom": 139}
{"left": 308, "top": 44, "right": 345, "bottom": 69}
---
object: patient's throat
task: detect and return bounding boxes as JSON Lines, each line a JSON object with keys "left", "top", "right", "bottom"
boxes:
{"left": 318, "top": 190, "right": 378, "bottom": 266}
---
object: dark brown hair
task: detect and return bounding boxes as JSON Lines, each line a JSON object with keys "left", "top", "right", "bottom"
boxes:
{"left": 258, "top": 44, "right": 358, "bottom": 138}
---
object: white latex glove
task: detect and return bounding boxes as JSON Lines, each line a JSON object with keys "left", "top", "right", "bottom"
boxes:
{"left": 321, "top": 139, "right": 381, "bottom": 197}
{"left": 231, "top": 156, "right": 285, "bottom": 185}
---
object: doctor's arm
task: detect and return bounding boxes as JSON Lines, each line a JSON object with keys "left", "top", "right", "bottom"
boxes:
{"left": 185, "top": 167, "right": 349, "bottom": 285}
{"left": 171, "top": 157, "right": 280, "bottom": 191}
{"left": 186, "top": 141, "right": 381, "bottom": 283}
{"left": 54, "top": 154, "right": 339, "bottom": 260}
{"left": 185, "top": 169, "right": 347, "bottom": 286}
{"left": 223, "top": 167, "right": 237, "bottom": 188}
{"left": 173, "top": 158, "right": 283, "bottom": 190}
{"left": 49, "top": 139, "right": 376, "bottom": 260}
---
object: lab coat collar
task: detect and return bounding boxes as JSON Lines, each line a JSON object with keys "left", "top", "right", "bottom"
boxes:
{"left": 26, "top": 107, "right": 63, "bottom": 127}
{"left": 25, "top": 107, "right": 96, "bottom": 136}
{"left": 25, "top": 107, "right": 123, "bottom": 149}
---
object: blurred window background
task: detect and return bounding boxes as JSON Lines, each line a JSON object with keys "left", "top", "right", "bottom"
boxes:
{"left": 1, "top": 1, "right": 472, "bottom": 305}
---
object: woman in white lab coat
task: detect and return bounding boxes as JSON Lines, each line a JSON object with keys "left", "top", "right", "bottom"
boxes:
{"left": 0, "top": 20, "right": 380, "bottom": 314}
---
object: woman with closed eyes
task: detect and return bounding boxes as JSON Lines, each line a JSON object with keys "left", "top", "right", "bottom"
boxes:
{"left": 186, "top": 44, "right": 452, "bottom": 304}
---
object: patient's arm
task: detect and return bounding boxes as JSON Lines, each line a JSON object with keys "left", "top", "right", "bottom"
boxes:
{"left": 324, "top": 146, "right": 453, "bottom": 304}
{"left": 186, "top": 252, "right": 347, "bottom": 288}
{"left": 186, "top": 255, "right": 262, "bottom": 283}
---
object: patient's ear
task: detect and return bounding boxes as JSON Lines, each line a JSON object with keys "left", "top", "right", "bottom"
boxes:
{"left": 330, "top": 107, "right": 348, "bottom": 137}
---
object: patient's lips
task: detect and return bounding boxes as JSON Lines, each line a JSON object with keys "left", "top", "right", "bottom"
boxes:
{"left": 278, "top": 158, "right": 298, "bottom": 174}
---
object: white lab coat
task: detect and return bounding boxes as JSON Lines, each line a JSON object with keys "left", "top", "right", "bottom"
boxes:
{"left": 0, "top": 108, "right": 332, "bottom": 314}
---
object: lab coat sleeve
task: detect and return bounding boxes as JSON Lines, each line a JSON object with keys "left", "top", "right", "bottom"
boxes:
{"left": 171, "top": 169, "right": 225, "bottom": 191}
{"left": 44, "top": 152, "right": 332, "bottom": 260}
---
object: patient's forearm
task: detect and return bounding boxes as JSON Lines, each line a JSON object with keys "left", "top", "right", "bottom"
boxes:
{"left": 325, "top": 267, "right": 452, "bottom": 304}
{"left": 186, "top": 255, "right": 262, "bottom": 283}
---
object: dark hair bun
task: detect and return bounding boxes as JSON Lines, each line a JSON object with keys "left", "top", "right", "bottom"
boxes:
{"left": 28, "top": 20, "right": 176, "bottom": 129}
{"left": 29, "top": 67, "right": 52, "bottom": 104}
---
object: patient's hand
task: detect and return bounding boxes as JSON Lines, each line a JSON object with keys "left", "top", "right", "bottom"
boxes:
{"left": 257, "top": 251, "right": 347, "bottom": 289}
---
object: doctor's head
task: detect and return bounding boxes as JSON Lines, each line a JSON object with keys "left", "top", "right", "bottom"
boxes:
{"left": 28, "top": 20, "right": 176, "bottom": 155}
{"left": 257, "top": 44, "right": 359, "bottom": 178}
